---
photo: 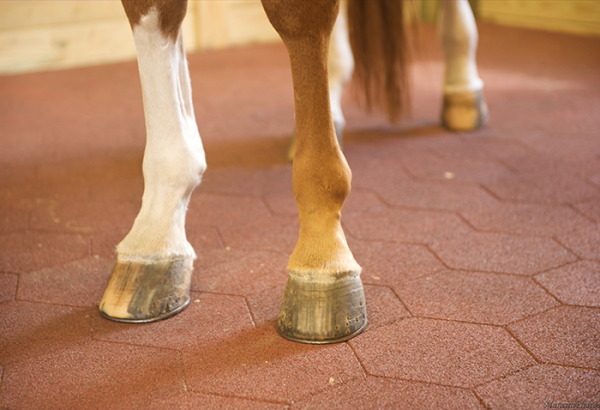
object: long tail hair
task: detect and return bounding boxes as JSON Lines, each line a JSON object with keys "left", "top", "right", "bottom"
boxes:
{"left": 347, "top": 0, "right": 409, "bottom": 122}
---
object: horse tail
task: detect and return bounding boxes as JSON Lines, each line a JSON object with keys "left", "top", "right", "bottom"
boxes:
{"left": 347, "top": 0, "right": 409, "bottom": 122}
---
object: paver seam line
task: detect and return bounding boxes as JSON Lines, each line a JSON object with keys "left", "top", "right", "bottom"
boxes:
{"left": 471, "top": 388, "right": 493, "bottom": 410}
{"left": 191, "top": 290, "right": 265, "bottom": 299}
{"left": 552, "top": 236, "right": 598, "bottom": 262}
{"left": 241, "top": 296, "right": 257, "bottom": 328}
{"left": 177, "top": 350, "right": 188, "bottom": 393}
{"left": 503, "top": 322, "right": 554, "bottom": 365}
{"left": 586, "top": 176, "right": 600, "bottom": 191}
{"left": 472, "top": 362, "right": 539, "bottom": 391}
{"left": 366, "top": 372, "right": 488, "bottom": 392}
{"left": 185, "top": 388, "right": 291, "bottom": 407}
{"left": 375, "top": 283, "right": 415, "bottom": 318}
{"left": 346, "top": 340, "right": 369, "bottom": 378}
{"left": 89, "top": 338, "right": 183, "bottom": 354}
{"left": 566, "top": 203, "right": 599, "bottom": 224}
{"left": 3, "top": 298, "right": 95, "bottom": 312}
{"left": 261, "top": 195, "right": 278, "bottom": 217}
{"left": 404, "top": 312, "right": 526, "bottom": 328}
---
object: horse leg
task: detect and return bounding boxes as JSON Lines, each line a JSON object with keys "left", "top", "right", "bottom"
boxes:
{"left": 99, "top": 0, "right": 206, "bottom": 322}
{"left": 262, "top": 0, "right": 367, "bottom": 344}
{"left": 286, "top": 1, "right": 353, "bottom": 161}
{"left": 439, "top": 0, "right": 489, "bottom": 131}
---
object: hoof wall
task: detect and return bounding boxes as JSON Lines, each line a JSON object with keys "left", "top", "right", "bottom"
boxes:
{"left": 277, "top": 271, "right": 367, "bottom": 344}
{"left": 441, "top": 89, "right": 489, "bottom": 131}
{"left": 99, "top": 258, "right": 193, "bottom": 323}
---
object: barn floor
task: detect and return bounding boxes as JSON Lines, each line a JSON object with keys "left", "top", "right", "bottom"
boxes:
{"left": 1, "top": 22, "right": 600, "bottom": 409}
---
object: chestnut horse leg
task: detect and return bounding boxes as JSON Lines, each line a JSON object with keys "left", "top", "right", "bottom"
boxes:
{"left": 439, "top": 0, "right": 489, "bottom": 131}
{"left": 99, "top": 0, "right": 206, "bottom": 322}
{"left": 262, "top": 0, "right": 367, "bottom": 344}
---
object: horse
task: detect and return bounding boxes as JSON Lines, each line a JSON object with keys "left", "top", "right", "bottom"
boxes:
{"left": 98, "top": 0, "right": 488, "bottom": 344}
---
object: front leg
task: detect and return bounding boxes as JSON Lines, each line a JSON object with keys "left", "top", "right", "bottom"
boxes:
{"left": 99, "top": 1, "right": 206, "bottom": 322}
{"left": 263, "top": 0, "right": 367, "bottom": 343}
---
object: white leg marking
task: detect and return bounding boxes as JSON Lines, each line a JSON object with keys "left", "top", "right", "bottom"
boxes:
{"left": 328, "top": 0, "right": 354, "bottom": 130}
{"left": 117, "top": 9, "right": 206, "bottom": 263}
{"left": 439, "top": 0, "right": 484, "bottom": 94}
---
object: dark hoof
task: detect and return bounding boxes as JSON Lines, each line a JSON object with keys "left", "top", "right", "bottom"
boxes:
{"left": 99, "top": 258, "right": 193, "bottom": 323}
{"left": 277, "top": 270, "right": 367, "bottom": 344}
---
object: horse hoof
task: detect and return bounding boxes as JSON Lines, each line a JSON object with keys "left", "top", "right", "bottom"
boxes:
{"left": 287, "top": 122, "right": 344, "bottom": 162}
{"left": 277, "top": 270, "right": 367, "bottom": 344}
{"left": 441, "top": 89, "right": 489, "bottom": 131}
{"left": 99, "top": 258, "right": 193, "bottom": 323}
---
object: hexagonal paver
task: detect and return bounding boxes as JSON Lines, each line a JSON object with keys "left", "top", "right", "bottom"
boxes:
{"left": 427, "top": 136, "right": 532, "bottom": 162}
{"left": 93, "top": 292, "right": 254, "bottom": 350}
{"left": 460, "top": 202, "right": 593, "bottom": 236}
{"left": 535, "top": 261, "right": 600, "bottom": 306}
{"left": 191, "top": 249, "right": 288, "bottom": 296}
{"left": 0, "top": 232, "right": 89, "bottom": 273}
{"left": 292, "top": 376, "right": 482, "bottom": 409}
{"left": 28, "top": 200, "right": 139, "bottom": 234}
{"left": 402, "top": 153, "right": 515, "bottom": 184}
{"left": 182, "top": 327, "right": 364, "bottom": 403}
{"left": 198, "top": 166, "right": 292, "bottom": 196}
{"left": 429, "top": 232, "right": 576, "bottom": 276}
{"left": 218, "top": 213, "right": 298, "bottom": 254}
{"left": 348, "top": 240, "right": 445, "bottom": 285}
{"left": 392, "top": 270, "right": 559, "bottom": 325}
{"left": 0, "top": 273, "right": 18, "bottom": 303}
{"left": 0, "top": 301, "right": 91, "bottom": 365}
{"left": 476, "top": 365, "right": 600, "bottom": 410}
{"left": 17, "top": 258, "right": 114, "bottom": 307}
{"left": 373, "top": 179, "right": 499, "bottom": 212}
{"left": 508, "top": 306, "right": 600, "bottom": 369}
{"left": 146, "top": 393, "right": 286, "bottom": 410}
{"left": 344, "top": 208, "right": 472, "bottom": 244}
{"left": 0, "top": 341, "right": 184, "bottom": 410}
{"left": 558, "top": 223, "right": 600, "bottom": 260}
{"left": 187, "top": 192, "right": 272, "bottom": 227}
{"left": 350, "top": 318, "right": 534, "bottom": 388}
{"left": 0, "top": 204, "right": 28, "bottom": 234}
{"left": 484, "top": 173, "right": 600, "bottom": 204}
{"left": 575, "top": 197, "right": 600, "bottom": 223}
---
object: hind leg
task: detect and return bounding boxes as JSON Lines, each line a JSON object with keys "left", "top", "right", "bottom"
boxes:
{"left": 287, "top": 1, "right": 352, "bottom": 161}
{"left": 439, "top": 0, "right": 489, "bottom": 131}
{"left": 99, "top": 1, "right": 206, "bottom": 322}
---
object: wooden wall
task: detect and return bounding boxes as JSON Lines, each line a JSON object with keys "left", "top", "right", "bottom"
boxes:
{"left": 0, "top": 1, "right": 599, "bottom": 75}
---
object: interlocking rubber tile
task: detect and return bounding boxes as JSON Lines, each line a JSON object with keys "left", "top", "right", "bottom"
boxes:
{"left": 460, "top": 202, "right": 593, "bottom": 236}
{"left": 476, "top": 365, "right": 600, "bottom": 410}
{"left": 0, "top": 273, "right": 18, "bottom": 303}
{"left": 218, "top": 213, "right": 299, "bottom": 254}
{"left": 182, "top": 327, "right": 364, "bottom": 403}
{"left": 0, "top": 232, "right": 88, "bottom": 273}
{"left": 350, "top": 318, "right": 534, "bottom": 387}
{"left": 348, "top": 240, "right": 445, "bottom": 285}
{"left": 0, "top": 204, "right": 28, "bottom": 234}
{"left": 93, "top": 292, "right": 254, "bottom": 350}
{"left": 187, "top": 192, "right": 272, "bottom": 227}
{"left": 345, "top": 152, "right": 415, "bottom": 189}
{"left": 402, "top": 152, "right": 515, "bottom": 184}
{"left": 191, "top": 249, "right": 288, "bottom": 295}
{"left": 535, "top": 261, "right": 600, "bottom": 307}
{"left": 0, "top": 301, "right": 91, "bottom": 365}
{"left": 17, "top": 258, "right": 114, "bottom": 307}
{"left": 28, "top": 200, "right": 139, "bottom": 234}
{"left": 0, "top": 341, "right": 184, "bottom": 410}
{"left": 392, "top": 269, "right": 559, "bottom": 325}
{"left": 574, "top": 198, "right": 600, "bottom": 223}
{"left": 344, "top": 208, "right": 472, "bottom": 243}
{"left": 508, "top": 306, "right": 600, "bottom": 369}
{"left": 265, "top": 188, "right": 384, "bottom": 216}
{"left": 89, "top": 229, "right": 126, "bottom": 259}
{"left": 429, "top": 232, "right": 576, "bottom": 275}
{"left": 198, "top": 166, "right": 292, "bottom": 196}
{"left": 292, "top": 376, "right": 482, "bottom": 410}
{"left": 427, "top": 136, "right": 533, "bottom": 162}
{"left": 245, "top": 283, "right": 409, "bottom": 331}
{"left": 146, "top": 393, "right": 286, "bottom": 410}
{"left": 557, "top": 223, "right": 600, "bottom": 260}
{"left": 186, "top": 226, "right": 224, "bottom": 251}
{"left": 484, "top": 173, "right": 600, "bottom": 204}
{"left": 373, "top": 179, "right": 499, "bottom": 211}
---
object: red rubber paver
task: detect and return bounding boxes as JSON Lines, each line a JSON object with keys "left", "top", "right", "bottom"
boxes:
{"left": 17, "top": 258, "right": 114, "bottom": 307}
{"left": 292, "top": 376, "right": 483, "bottom": 410}
{"left": 476, "top": 365, "right": 600, "bottom": 410}
{"left": 508, "top": 306, "right": 600, "bottom": 369}
{"left": 0, "top": 273, "right": 18, "bottom": 302}
{"left": 558, "top": 223, "right": 600, "bottom": 260}
{"left": 429, "top": 232, "right": 576, "bottom": 275}
{"left": 349, "top": 318, "right": 534, "bottom": 388}
{"left": 535, "top": 261, "right": 600, "bottom": 306}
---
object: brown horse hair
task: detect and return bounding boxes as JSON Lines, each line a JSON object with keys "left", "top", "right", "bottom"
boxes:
{"left": 347, "top": 0, "right": 409, "bottom": 122}
{"left": 121, "top": 0, "right": 187, "bottom": 41}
